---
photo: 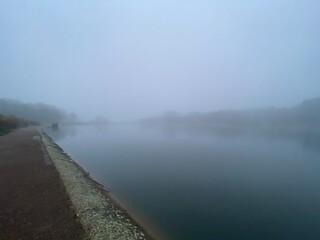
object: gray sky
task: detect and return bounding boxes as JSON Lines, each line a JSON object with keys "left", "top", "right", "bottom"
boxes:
{"left": 1, "top": 0, "right": 319, "bottom": 121}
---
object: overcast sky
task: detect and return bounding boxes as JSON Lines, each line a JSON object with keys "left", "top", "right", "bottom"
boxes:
{"left": 1, "top": 0, "right": 319, "bottom": 121}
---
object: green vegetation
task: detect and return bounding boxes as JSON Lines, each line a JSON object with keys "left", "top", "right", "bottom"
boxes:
{"left": 0, "top": 115, "right": 18, "bottom": 136}
{"left": 0, "top": 125, "right": 11, "bottom": 136}
{"left": 0, "top": 114, "right": 39, "bottom": 136}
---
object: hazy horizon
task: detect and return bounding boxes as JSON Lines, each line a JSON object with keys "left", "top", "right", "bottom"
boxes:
{"left": 1, "top": 1, "right": 319, "bottom": 121}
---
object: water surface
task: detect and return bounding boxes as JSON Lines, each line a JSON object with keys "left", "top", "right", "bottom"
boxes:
{"left": 46, "top": 124, "right": 320, "bottom": 240}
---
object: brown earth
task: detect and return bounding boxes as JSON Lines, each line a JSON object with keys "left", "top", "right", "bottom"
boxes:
{"left": 0, "top": 128, "right": 86, "bottom": 240}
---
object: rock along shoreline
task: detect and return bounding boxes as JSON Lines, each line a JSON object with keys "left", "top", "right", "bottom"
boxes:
{"left": 39, "top": 130, "right": 155, "bottom": 240}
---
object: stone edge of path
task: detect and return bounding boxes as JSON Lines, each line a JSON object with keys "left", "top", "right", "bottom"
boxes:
{"left": 38, "top": 130, "right": 153, "bottom": 240}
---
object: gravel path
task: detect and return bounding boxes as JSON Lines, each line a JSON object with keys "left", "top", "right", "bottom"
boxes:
{"left": 0, "top": 128, "right": 86, "bottom": 240}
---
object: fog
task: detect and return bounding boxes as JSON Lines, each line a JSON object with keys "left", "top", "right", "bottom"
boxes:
{"left": 1, "top": 1, "right": 319, "bottom": 121}
{"left": 0, "top": 99, "right": 69, "bottom": 124}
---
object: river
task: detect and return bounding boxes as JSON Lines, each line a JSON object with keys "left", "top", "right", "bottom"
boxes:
{"left": 45, "top": 124, "right": 320, "bottom": 240}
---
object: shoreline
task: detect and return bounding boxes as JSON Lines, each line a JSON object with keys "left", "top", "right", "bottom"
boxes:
{"left": 107, "top": 191, "right": 169, "bottom": 240}
{"left": 39, "top": 130, "right": 158, "bottom": 240}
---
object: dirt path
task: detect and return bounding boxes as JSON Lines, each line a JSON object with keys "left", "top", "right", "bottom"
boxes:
{"left": 0, "top": 128, "right": 85, "bottom": 240}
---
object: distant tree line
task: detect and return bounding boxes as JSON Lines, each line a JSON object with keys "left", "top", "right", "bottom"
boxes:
{"left": 0, "top": 99, "right": 68, "bottom": 124}
{"left": 141, "top": 97, "right": 320, "bottom": 128}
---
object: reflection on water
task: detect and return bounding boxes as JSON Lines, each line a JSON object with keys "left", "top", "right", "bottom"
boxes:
{"left": 45, "top": 124, "right": 108, "bottom": 141}
{"left": 46, "top": 124, "right": 320, "bottom": 240}
{"left": 141, "top": 124, "right": 320, "bottom": 153}
{"left": 44, "top": 125, "right": 77, "bottom": 141}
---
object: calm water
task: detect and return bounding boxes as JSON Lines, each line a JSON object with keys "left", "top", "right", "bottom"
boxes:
{"left": 46, "top": 124, "right": 320, "bottom": 240}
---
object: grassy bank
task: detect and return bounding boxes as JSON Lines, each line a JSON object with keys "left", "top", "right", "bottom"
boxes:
{"left": 0, "top": 125, "right": 11, "bottom": 136}
{"left": 0, "top": 115, "right": 16, "bottom": 136}
{"left": 0, "top": 114, "right": 39, "bottom": 136}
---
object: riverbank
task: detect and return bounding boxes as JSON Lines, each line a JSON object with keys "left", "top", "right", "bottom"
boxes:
{"left": 0, "top": 125, "right": 11, "bottom": 135}
{"left": 40, "top": 130, "right": 154, "bottom": 240}
{"left": 0, "top": 127, "right": 155, "bottom": 240}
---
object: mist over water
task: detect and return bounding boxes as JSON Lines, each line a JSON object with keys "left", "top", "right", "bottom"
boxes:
{"left": 1, "top": 1, "right": 320, "bottom": 239}
{"left": 1, "top": 1, "right": 320, "bottom": 121}
{"left": 46, "top": 124, "right": 320, "bottom": 240}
